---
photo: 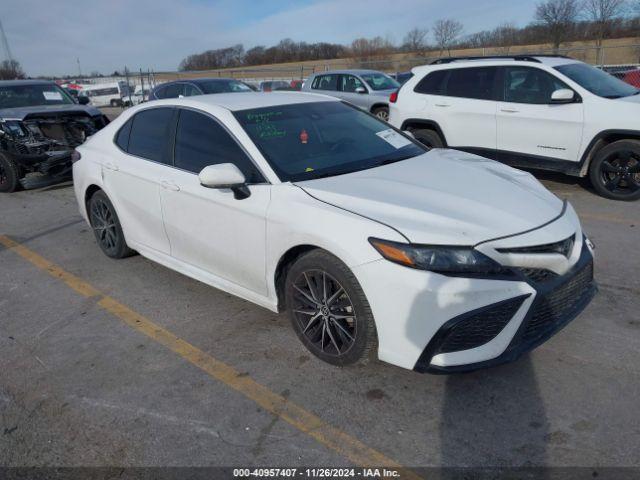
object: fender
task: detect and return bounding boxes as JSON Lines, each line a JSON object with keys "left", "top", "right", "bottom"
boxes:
{"left": 577, "top": 129, "right": 640, "bottom": 176}
{"left": 399, "top": 118, "right": 448, "bottom": 147}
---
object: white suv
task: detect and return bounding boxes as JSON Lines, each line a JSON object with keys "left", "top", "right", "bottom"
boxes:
{"left": 389, "top": 55, "right": 640, "bottom": 200}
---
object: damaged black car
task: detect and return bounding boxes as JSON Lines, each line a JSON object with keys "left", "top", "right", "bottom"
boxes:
{"left": 0, "top": 80, "right": 109, "bottom": 192}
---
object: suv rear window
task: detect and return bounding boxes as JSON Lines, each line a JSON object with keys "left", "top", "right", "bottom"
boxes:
{"left": 414, "top": 67, "right": 497, "bottom": 100}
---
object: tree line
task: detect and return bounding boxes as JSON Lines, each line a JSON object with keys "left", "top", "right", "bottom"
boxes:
{"left": 179, "top": 0, "right": 640, "bottom": 71}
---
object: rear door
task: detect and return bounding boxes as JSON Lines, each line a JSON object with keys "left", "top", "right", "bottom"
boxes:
{"left": 496, "top": 66, "right": 584, "bottom": 162}
{"left": 415, "top": 66, "right": 499, "bottom": 151}
{"left": 103, "top": 107, "right": 175, "bottom": 254}
{"left": 310, "top": 74, "right": 340, "bottom": 98}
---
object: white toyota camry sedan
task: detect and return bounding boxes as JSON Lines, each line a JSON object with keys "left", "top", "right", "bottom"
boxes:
{"left": 73, "top": 92, "right": 597, "bottom": 373}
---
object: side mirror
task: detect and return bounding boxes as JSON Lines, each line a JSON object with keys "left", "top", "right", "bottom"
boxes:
{"left": 198, "top": 163, "right": 250, "bottom": 199}
{"left": 550, "top": 88, "right": 575, "bottom": 104}
{"left": 78, "top": 96, "right": 90, "bottom": 105}
{"left": 355, "top": 86, "right": 367, "bottom": 94}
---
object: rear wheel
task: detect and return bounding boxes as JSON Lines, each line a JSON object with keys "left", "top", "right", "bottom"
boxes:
{"left": 411, "top": 128, "right": 444, "bottom": 149}
{"left": 88, "top": 190, "right": 135, "bottom": 258}
{"left": 372, "top": 106, "right": 389, "bottom": 122}
{"left": 285, "top": 250, "right": 377, "bottom": 367}
{"left": 589, "top": 140, "right": 640, "bottom": 201}
{"left": 0, "top": 154, "right": 23, "bottom": 193}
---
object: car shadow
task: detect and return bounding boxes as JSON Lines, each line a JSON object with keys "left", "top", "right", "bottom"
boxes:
{"left": 438, "top": 357, "right": 549, "bottom": 470}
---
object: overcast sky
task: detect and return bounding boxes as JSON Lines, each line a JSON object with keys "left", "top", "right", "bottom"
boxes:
{"left": 2, "top": 0, "right": 540, "bottom": 77}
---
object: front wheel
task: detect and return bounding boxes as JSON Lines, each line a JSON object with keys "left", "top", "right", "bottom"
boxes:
{"left": 285, "top": 250, "right": 377, "bottom": 367}
{"left": 88, "top": 190, "right": 135, "bottom": 258}
{"left": 589, "top": 140, "right": 640, "bottom": 201}
{"left": 0, "top": 154, "right": 23, "bottom": 193}
{"left": 372, "top": 106, "right": 389, "bottom": 122}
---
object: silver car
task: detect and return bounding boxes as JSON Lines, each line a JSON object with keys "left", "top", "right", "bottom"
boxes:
{"left": 301, "top": 69, "right": 399, "bottom": 121}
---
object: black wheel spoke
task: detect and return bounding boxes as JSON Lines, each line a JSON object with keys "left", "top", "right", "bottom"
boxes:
{"left": 605, "top": 175, "right": 622, "bottom": 191}
{"left": 601, "top": 160, "right": 618, "bottom": 173}
{"left": 325, "top": 322, "right": 341, "bottom": 354}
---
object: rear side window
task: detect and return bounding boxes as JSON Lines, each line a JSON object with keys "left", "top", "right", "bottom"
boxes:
{"left": 414, "top": 70, "right": 448, "bottom": 95}
{"left": 415, "top": 67, "right": 497, "bottom": 100}
{"left": 446, "top": 67, "right": 497, "bottom": 100}
{"left": 115, "top": 118, "right": 132, "bottom": 151}
{"left": 312, "top": 75, "right": 338, "bottom": 91}
{"left": 174, "top": 109, "right": 263, "bottom": 182}
{"left": 154, "top": 83, "right": 183, "bottom": 99}
{"left": 127, "top": 108, "right": 174, "bottom": 164}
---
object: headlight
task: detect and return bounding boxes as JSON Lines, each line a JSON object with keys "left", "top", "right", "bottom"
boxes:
{"left": 369, "top": 238, "right": 506, "bottom": 275}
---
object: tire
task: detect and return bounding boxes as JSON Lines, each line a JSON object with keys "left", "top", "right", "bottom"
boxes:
{"left": 109, "top": 99, "right": 117, "bottom": 107}
{"left": 284, "top": 250, "right": 377, "bottom": 367}
{"left": 411, "top": 128, "right": 444, "bottom": 149}
{"left": 88, "top": 190, "right": 135, "bottom": 258}
{"left": 372, "top": 106, "right": 389, "bottom": 122}
{"left": 0, "top": 153, "right": 23, "bottom": 193}
{"left": 589, "top": 140, "right": 640, "bottom": 201}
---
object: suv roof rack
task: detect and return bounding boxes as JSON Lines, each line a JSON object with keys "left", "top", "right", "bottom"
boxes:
{"left": 430, "top": 54, "right": 570, "bottom": 65}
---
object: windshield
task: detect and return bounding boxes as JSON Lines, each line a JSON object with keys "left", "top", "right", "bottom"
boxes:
{"left": 360, "top": 73, "right": 400, "bottom": 91}
{"left": 0, "top": 84, "right": 75, "bottom": 108}
{"left": 199, "top": 80, "right": 252, "bottom": 94}
{"left": 555, "top": 63, "right": 639, "bottom": 98}
{"left": 234, "top": 101, "right": 425, "bottom": 182}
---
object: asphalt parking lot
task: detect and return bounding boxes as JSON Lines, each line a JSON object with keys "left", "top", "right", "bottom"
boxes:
{"left": 1, "top": 109, "right": 639, "bottom": 471}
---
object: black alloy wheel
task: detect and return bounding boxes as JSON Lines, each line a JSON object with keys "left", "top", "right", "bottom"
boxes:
{"left": 590, "top": 140, "right": 640, "bottom": 201}
{"left": 88, "top": 190, "right": 135, "bottom": 258}
{"left": 285, "top": 250, "right": 377, "bottom": 366}
{"left": 291, "top": 269, "right": 357, "bottom": 357}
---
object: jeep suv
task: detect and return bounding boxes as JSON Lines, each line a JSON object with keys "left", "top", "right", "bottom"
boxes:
{"left": 389, "top": 56, "right": 640, "bottom": 200}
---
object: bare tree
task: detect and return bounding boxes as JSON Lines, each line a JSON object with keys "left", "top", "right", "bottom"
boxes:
{"left": 494, "top": 22, "right": 519, "bottom": 53}
{"left": 402, "top": 27, "right": 429, "bottom": 53}
{"left": 535, "top": 0, "right": 581, "bottom": 50}
{"left": 0, "top": 59, "right": 25, "bottom": 80}
{"left": 433, "top": 19, "right": 464, "bottom": 55}
{"left": 583, "top": 0, "right": 627, "bottom": 48}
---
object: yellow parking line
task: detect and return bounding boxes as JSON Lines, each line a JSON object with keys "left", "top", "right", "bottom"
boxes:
{"left": 0, "top": 234, "right": 421, "bottom": 477}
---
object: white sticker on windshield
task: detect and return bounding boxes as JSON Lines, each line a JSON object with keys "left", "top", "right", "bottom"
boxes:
{"left": 43, "top": 91, "right": 63, "bottom": 101}
{"left": 376, "top": 129, "right": 412, "bottom": 149}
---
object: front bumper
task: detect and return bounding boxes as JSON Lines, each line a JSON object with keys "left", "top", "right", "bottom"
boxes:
{"left": 352, "top": 206, "right": 597, "bottom": 372}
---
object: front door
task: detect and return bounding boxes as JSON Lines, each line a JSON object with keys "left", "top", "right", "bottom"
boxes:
{"left": 159, "top": 108, "right": 270, "bottom": 295}
{"left": 497, "top": 66, "right": 584, "bottom": 162}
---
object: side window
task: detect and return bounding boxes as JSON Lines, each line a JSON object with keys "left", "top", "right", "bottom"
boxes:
{"left": 156, "top": 83, "right": 183, "bottom": 99}
{"left": 115, "top": 118, "right": 132, "bottom": 151}
{"left": 312, "top": 75, "right": 338, "bottom": 91}
{"left": 414, "top": 70, "right": 448, "bottom": 95}
{"left": 174, "top": 109, "right": 263, "bottom": 183}
{"left": 339, "top": 75, "right": 365, "bottom": 93}
{"left": 183, "top": 84, "right": 201, "bottom": 97}
{"left": 503, "top": 67, "right": 569, "bottom": 104}
{"left": 445, "top": 67, "right": 497, "bottom": 100}
{"left": 127, "top": 108, "right": 175, "bottom": 164}
{"left": 153, "top": 86, "right": 167, "bottom": 99}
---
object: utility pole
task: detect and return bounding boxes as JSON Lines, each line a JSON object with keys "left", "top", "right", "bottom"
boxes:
{"left": 77, "top": 57, "right": 81, "bottom": 78}
{"left": 0, "top": 17, "right": 14, "bottom": 63}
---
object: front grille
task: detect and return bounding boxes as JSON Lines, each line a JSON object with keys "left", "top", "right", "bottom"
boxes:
{"left": 498, "top": 234, "right": 575, "bottom": 258}
{"left": 438, "top": 296, "right": 527, "bottom": 353}
{"left": 517, "top": 268, "right": 558, "bottom": 284}
{"left": 522, "top": 260, "right": 594, "bottom": 343}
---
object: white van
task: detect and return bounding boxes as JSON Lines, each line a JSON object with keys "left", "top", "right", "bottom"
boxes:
{"left": 78, "top": 81, "right": 131, "bottom": 107}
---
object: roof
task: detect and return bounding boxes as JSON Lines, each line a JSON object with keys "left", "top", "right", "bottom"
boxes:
{"left": 155, "top": 77, "right": 239, "bottom": 87}
{"left": 412, "top": 55, "right": 580, "bottom": 73}
{"left": 0, "top": 79, "right": 56, "bottom": 87}
{"left": 146, "top": 91, "right": 337, "bottom": 112}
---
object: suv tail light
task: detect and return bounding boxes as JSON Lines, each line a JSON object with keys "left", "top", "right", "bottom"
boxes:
{"left": 389, "top": 89, "right": 399, "bottom": 103}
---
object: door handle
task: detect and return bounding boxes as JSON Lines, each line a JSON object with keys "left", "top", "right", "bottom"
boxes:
{"left": 434, "top": 103, "right": 451, "bottom": 107}
{"left": 500, "top": 108, "right": 520, "bottom": 113}
{"left": 160, "top": 180, "right": 180, "bottom": 191}
{"left": 103, "top": 162, "right": 119, "bottom": 171}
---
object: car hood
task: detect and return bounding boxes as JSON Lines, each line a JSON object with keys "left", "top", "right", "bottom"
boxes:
{"left": 0, "top": 104, "right": 102, "bottom": 121}
{"left": 295, "top": 149, "right": 564, "bottom": 245}
{"left": 615, "top": 93, "right": 640, "bottom": 104}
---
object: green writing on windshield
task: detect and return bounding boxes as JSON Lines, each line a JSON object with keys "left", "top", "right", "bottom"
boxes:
{"left": 247, "top": 110, "right": 286, "bottom": 139}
